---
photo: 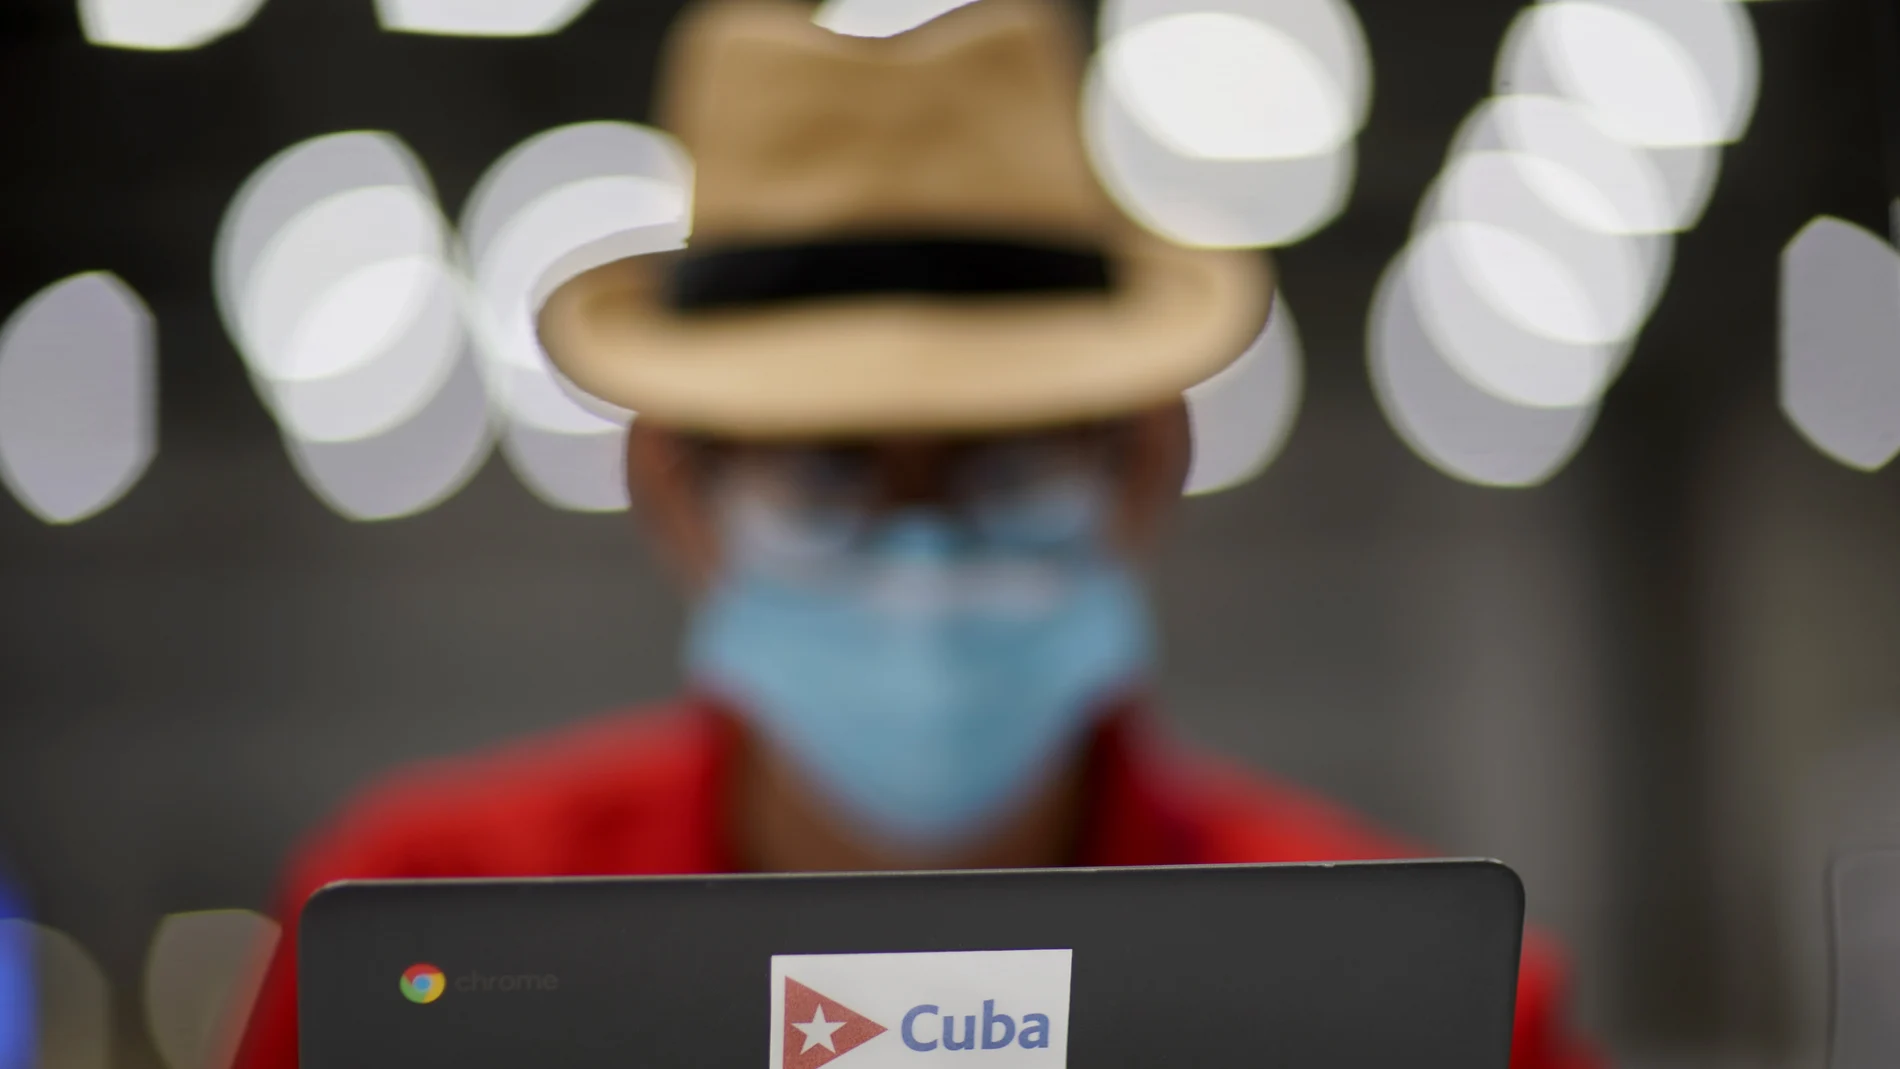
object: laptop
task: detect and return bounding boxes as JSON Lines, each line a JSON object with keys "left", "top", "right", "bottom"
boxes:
{"left": 300, "top": 860, "right": 1524, "bottom": 1069}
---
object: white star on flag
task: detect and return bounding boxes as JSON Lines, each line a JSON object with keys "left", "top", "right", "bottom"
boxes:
{"left": 793, "top": 1005, "right": 849, "bottom": 1054}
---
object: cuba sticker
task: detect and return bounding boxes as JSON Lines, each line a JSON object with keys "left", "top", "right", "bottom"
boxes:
{"left": 769, "top": 949, "right": 1072, "bottom": 1069}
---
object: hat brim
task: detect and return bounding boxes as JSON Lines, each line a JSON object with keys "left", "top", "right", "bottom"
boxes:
{"left": 536, "top": 231, "right": 1273, "bottom": 438}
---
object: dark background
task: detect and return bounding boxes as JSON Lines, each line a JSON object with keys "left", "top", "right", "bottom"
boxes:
{"left": 3, "top": 0, "right": 1899, "bottom": 1066}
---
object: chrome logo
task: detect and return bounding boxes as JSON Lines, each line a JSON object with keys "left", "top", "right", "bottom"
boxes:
{"left": 401, "top": 964, "right": 445, "bottom": 1004}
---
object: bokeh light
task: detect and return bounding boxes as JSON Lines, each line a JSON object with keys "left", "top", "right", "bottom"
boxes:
{"left": 244, "top": 188, "right": 462, "bottom": 444}
{"left": 461, "top": 121, "right": 693, "bottom": 513}
{"left": 285, "top": 353, "right": 494, "bottom": 522}
{"left": 1497, "top": 6, "right": 1732, "bottom": 228}
{"left": 1638, "top": 143, "right": 1722, "bottom": 232}
{"left": 0, "top": 272, "right": 157, "bottom": 525}
{"left": 217, "top": 134, "right": 459, "bottom": 444}
{"left": 1497, "top": 0, "right": 1758, "bottom": 149}
{"left": 0, "top": 923, "right": 107, "bottom": 1069}
{"left": 1184, "top": 299, "right": 1302, "bottom": 495}
{"left": 1101, "top": 0, "right": 1372, "bottom": 129}
{"left": 502, "top": 421, "right": 631, "bottom": 513}
{"left": 144, "top": 911, "right": 280, "bottom": 1069}
{"left": 1371, "top": 250, "right": 1598, "bottom": 488}
{"left": 1450, "top": 95, "right": 1681, "bottom": 236}
{"left": 1083, "top": 58, "right": 1353, "bottom": 248}
{"left": 1407, "top": 222, "right": 1628, "bottom": 411}
{"left": 1779, "top": 216, "right": 1900, "bottom": 473}
{"left": 1370, "top": 0, "right": 1758, "bottom": 485}
{"left": 1407, "top": 146, "right": 1667, "bottom": 409}
{"left": 811, "top": 0, "right": 980, "bottom": 37}
{"left": 375, "top": 0, "right": 598, "bottom": 36}
{"left": 215, "top": 131, "right": 491, "bottom": 521}
{"left": 1084, "top": 0, "right": 1367, "bottom": 249}
{"left": 1102, "top": 13, "right": 1349, "bottom": 160}
{"left": 78, "top": 0, "right": 266, "bottom": 50}
{"left": 1423, "top": 151, "right": 1659, "bottom": 345}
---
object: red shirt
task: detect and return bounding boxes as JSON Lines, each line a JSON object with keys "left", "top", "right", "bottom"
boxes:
{"left": 235, "top": 700, "right": 1602, "bottom": 1069}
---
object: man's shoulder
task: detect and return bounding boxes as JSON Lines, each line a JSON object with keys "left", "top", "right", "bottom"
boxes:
{"left": 1147, "top": 739, "right": 1423, "bottom": 865}
{"left": 290, "top": 701, "right": 729, "bottom": 884}
{"left": 1149, "top": 742, "right": 1603, "bottom": 1068}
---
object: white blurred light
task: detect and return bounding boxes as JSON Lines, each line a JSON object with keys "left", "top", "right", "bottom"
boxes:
{"left": 78, "top": 0, "right": 265, "bottom": 49}
{"left": 217, "top": 132, "right": 489, "bottom": 520}
{"left": 1592, "top": 0, "right": 1759, "bottom": 142}
{"left": 375, "top": 0, "right": 596, "bottom": 36}
{"left": 1086, "top": 0, "right": 1367, "bottom": 250}
{"left": 812, "top": 0, "right": 979, "bottom": 37}
{"left": 278, "top": 256, "right": 436, "bottom": 381}
{"left": 462, "top": 123, "right": 691, "bottom": 263}
{"left": 144, "top": 911, "right": 280, "bottom": 1069}
{"left": 263, "top": 266, "right": 464, "bottom": 446}
{"left": 216, "top": 135, "right": 429, "bottom": 309}
{"left": 1496, "top": 7, "right": 1731, "bottom": 216}
{"left": 1452, "top": 95, "right": 1678, "bottom": 235}
{"left": 1430, "top": 222, "right": 1605, "bottom": 344}
{"left": 212, "top": 131, "right": 494, "bottom": 524}
{"left": 1102, "top": 13, "right": 1350, "bottom": 160}
{"left": 239, "top": 186, "right": 461, "bottom": 443}
{"left": 216, "top": 134, "right": 428, "bottom": 339}
{"left": 1408, "top": 223, "right": 1625, "bottom": 411}
{"left": 502, "top": 422, "right": 628, "bottom": 512}
{"left": 1371, "top": 251, "right": 1597, "bottom": 488}
{"left": 1413, "top": 150, "right": 1664, "bottom": 353}
{"left": 1101, "top": 0, "right": 1373, "bottom": 130}
{"left": 1, "top": 922, "right": 109, "bottom": 1069}
{"left": 241, "top": 186, "right": 441, "bottom": 379}
{"left": 216, "top": 133, "right": 460, "bottom": 443}
{"left": 480, "top": 177, "right": 686, "bottom": 385}
{"left": 462, "top": 121, "right": 691, "bottom": 511}
{"left": 1641, "top": 142, "right": 1722, "bottom": 231}
{"left": 481, "top": 345, "right": 624, "bottom": 436}
{"left": 1184, "top": 299, "right": 1302, "bottom": 494}
{"left": 1499, "top": 1, "right": 1745, "bottom": 148}
{"left": 1367, "top": 0, "right": 1758, "bottom": 486}
{"left": 1495, "top": 6, "right": 1733, "bottom": 224}
{"left": 1082, "top": 59, "right": 1352, "bottom": 248}
{"left": 1780, "top": 216, "right": 1900, "bottom": 472}
{"left": 286, "top": 353, "right": 494, "bottom": 521}
{"left": 0, "top": 273, "right": 156, "bottom": 524}
{"left": 462, "top": 126, "right": 691, "bottom": 420}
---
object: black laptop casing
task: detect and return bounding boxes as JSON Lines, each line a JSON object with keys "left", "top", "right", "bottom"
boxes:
{"left": 300, "top": 860, "right": 1524, "bottom": 1069}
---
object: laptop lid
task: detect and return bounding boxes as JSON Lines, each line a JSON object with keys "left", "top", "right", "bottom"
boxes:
{"left": 300, "top": 860, "right": 1523, "bottom": 1069}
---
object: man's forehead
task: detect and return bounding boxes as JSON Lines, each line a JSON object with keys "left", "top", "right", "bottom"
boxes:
{"left": 675, "top": 419, "right": 1133, "bottom": 454}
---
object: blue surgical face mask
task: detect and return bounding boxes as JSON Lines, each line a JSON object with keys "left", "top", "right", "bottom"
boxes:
{"left": 686, "top": 470, "right": 1155, "bottom": 852}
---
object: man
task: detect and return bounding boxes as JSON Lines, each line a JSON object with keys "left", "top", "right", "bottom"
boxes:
{"left": 235, "top": 1, "right": 1602, "bottom": 1066}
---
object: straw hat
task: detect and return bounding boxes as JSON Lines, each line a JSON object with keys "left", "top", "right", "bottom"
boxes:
{"left": 536, "top": 0, "right": 1273, "bottom": 438}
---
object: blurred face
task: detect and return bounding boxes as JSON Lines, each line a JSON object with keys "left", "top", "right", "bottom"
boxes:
{"left": 625, "top": 405, "right": 1191, "bottom": 856}
{"left": 625, "top": 405, "right": 1192, "bottom": 586}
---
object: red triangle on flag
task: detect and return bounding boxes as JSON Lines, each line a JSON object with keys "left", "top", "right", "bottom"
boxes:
{"left": 783, "top": 977, "right": 888, "bottom": 1069}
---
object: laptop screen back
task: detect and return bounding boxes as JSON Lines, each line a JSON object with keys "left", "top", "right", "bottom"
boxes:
{"left": 300, "top": 860, "right": 1523, "bottom": 1069}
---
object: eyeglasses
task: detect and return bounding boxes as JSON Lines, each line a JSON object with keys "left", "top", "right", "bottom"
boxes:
{"left": 688, "top": 426, "right": 1131, "bottom": 564}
